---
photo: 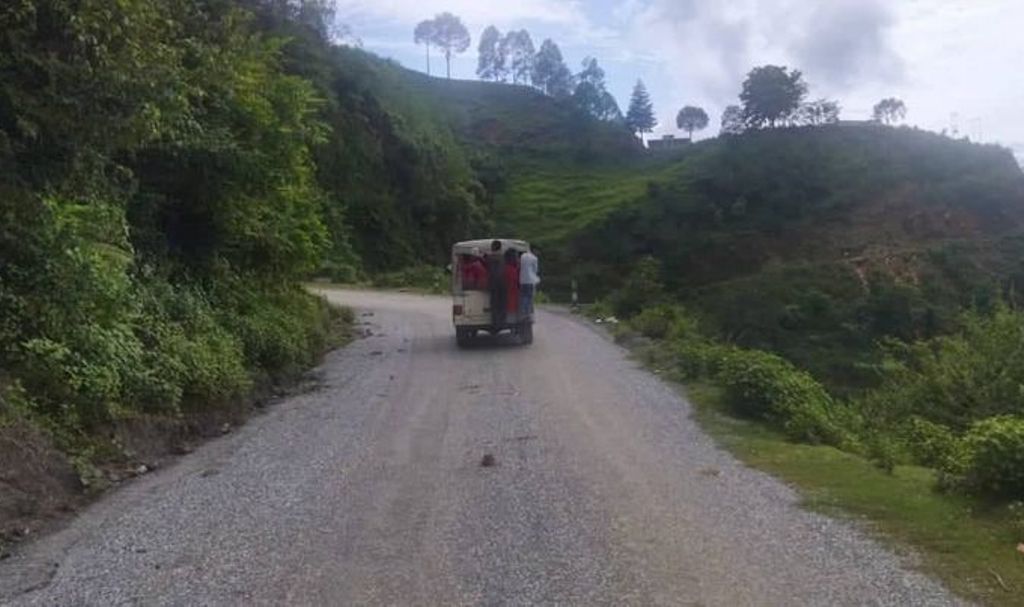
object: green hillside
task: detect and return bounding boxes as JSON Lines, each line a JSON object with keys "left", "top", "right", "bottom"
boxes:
{"left": 479, "top": 125, "right": 1024, "bottom": 388}
{"left": 493, "top": 155, "right": 681, "bottom": 244}
{"left": 302, "top": 46, "right": 640, "bottom": 272}
{"left": 401, "top": 70, "right": 639, "bottom": 157}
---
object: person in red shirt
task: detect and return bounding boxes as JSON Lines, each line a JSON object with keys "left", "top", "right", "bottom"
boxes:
{"left": 460, "top": 250, "right": 487, "bottom": 290}
{"left": 503, "top": 248, "right": 520, "bottom": 320}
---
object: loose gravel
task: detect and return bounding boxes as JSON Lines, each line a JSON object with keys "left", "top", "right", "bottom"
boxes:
{"left": 0, "top": 289, "right": 965, "bottom": 606}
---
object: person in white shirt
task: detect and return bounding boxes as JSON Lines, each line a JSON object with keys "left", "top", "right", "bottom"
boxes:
{"left": 518, "top": 245, "right": 540, "bottom": 316}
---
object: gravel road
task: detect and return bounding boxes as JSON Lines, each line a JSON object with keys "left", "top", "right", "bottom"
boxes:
{"left": 0, "top": 289, "right": 962, "bottom": 606}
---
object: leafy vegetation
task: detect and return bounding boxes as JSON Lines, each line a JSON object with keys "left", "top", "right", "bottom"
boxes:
{"left": 0, "top": 0, "right": 500, "bottom": 489}
{"left": 739, "top": 65, "right": 807, "bottom": 128}
{"left": 531, "top": 39, "right": 574, "bottom": 97}
{"left": 717, "top": 348, "right": 849, "bottom": 446}
{"left": 961, "top": 416, "right": 1024, "bottom": 498}
{"left": 297, "top": 45, "right": 489, "bottom": 274}
{"left": 0, "top": 0, "right": 356, "bottom": 463}
{"left": 471, "top": 21, "right": 628, "bottom": 124}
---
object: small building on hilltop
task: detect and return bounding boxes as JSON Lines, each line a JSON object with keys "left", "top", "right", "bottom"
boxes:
{"left": 647, "top": 134, "right": 691, "bottom": 152}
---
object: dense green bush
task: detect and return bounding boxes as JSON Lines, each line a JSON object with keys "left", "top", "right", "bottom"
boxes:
{"left": 136, "top": 284, "right": 252, "bottom": 410}
{"left": 629, "top": 304, "right": 700, "bottom": 340}
{"left": 865, "top": 433, "right": 904, "bottom": 474}
{"left": 718, "top": 348, "right": 848, "bottom": 446}
{"left": 585, "top": 300, "right": 616, "bottom": 321}
{"left": 8, "top": 272, "right": 326, "bottom": 432}
{"left": 670, "top": 340, "right": 737, "bottom": 381}
{"left": 897, "top": 416, "right": 963, "bottom": 469}
{"left": 958, "top": 416, "right": 1024, "bottom": 498}
{"left": 861, "top": 306, "right": 1024, "bottom": 430}
{"left": 223, "top": 286, "right": 332, "bottom": 377}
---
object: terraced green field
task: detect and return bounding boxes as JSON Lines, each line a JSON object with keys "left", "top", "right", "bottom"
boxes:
{"left": 495, "top": 154, "right": 692, "bottom": 246}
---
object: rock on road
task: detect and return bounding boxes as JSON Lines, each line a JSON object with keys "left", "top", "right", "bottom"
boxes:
{"left": 0, "top": 289, "right": 961, "bottom": 606}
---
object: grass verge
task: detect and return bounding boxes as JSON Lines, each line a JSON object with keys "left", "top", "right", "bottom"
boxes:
{"left": 684, "top": 381, "right": 1024, "bottom": 605}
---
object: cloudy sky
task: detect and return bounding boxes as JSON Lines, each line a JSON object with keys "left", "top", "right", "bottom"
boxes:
{"left": 335, "top": 0, "right": 1023, "bottom": 159}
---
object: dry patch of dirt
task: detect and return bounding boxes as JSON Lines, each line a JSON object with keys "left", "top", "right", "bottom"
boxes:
{"left": 0, "top": 420, "right": 82, "bottom": 552}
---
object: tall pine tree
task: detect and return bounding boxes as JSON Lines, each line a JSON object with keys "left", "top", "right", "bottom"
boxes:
{"left": 625, "top": 79, "right": 656, "bottom": 142}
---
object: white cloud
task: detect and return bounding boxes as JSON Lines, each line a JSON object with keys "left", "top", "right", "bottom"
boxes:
{"left": 335, "top": 0, "right": 588, "bottom": 28}
{"left": 787, "top": 0, "right": 903, "bottom": 88}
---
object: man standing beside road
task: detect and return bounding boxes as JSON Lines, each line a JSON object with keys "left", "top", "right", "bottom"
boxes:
{"left": 519, "top": 244, "right": 540, "bottom": 316}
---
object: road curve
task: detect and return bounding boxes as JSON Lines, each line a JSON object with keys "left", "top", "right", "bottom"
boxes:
{"left": 0, "top": 289, "right": 961, "bottom": 606}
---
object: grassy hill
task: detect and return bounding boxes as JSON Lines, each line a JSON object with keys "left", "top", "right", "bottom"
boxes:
{"left": 555, "top": 126, "right": 1024, "bottom": 388}
{"left": 572, "top": 126, "right": 1024, "bottom": 286}
{"left": 323, "top": 48, "right": 639, "bottom": 163}
{"left": 492, "top": 155, "right": 682, "bottom": 244}
{"left": 402, "top": 71, "right": 640, "bottom": 158}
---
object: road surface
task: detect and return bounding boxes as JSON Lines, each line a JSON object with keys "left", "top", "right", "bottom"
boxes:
{"left": 0, "top": 289, "right": 960, "bottom": 606}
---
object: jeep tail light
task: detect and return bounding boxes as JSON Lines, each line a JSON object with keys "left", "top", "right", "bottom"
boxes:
{"left": 453, "top": 304, "right": 464, "bottom": 316}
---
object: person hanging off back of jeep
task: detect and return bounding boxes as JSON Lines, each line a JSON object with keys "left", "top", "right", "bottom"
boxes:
{"left": 519, "top": 243, "right": 539, "bottom": 316}
{"left": 485, "top": 240, "right": 506, "bottom": 327}
{"left": 459, "top": 247, "right": 487, "bottom": 290}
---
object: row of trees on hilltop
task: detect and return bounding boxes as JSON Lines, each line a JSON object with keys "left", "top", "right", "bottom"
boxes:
{"left": 476, "top": 26, "right": 618, "bottom": 113}
{"left": 408, "top": 15, "right": 909, "bottom": 145}
{"left": 477, "top": 27, "right": 566, "bottom": 90}
{"left": 715, "top": 65, "right": 908, "bottom": 136}
{"left": 410, "top": 15, "right": 663, "bottom": 142}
